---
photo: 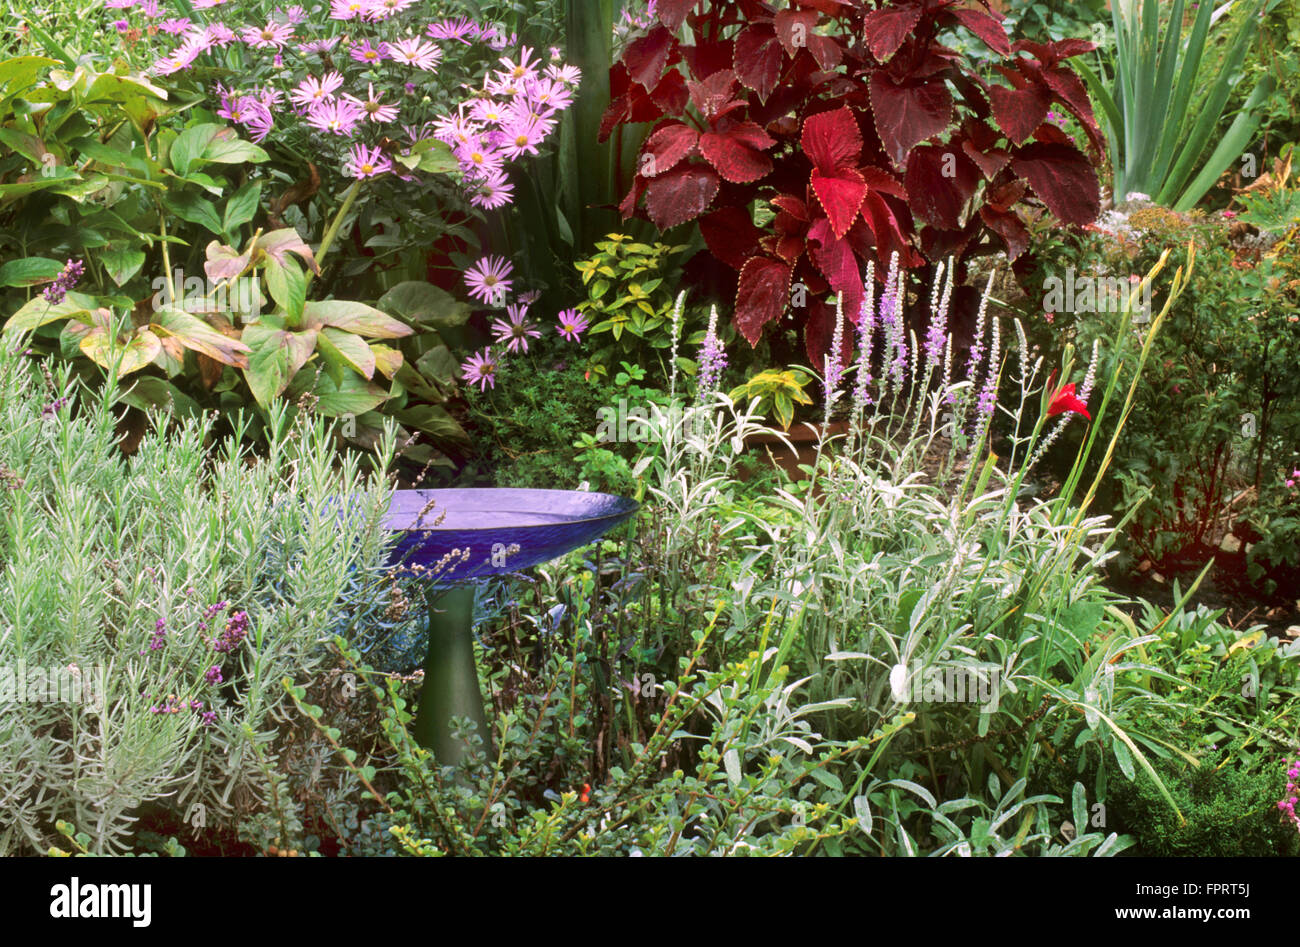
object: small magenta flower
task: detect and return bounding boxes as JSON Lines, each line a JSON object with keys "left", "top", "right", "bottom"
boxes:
{"left": 556, "top": 308, "right": 589, "bottom": 342}
{"left": 464, "top": 254, "right": 513, "bottom": 306}
{"left": 460, "top": 347, "right": 500, "bottom": 391}
{"left": 343, "top": 143, "right": 392, "bottom": 180}
{"left": 204, "top": 665, "right": 223, "bottom": 684}
{"left": 491, "top": 303, "right": 540, "bottom": 353}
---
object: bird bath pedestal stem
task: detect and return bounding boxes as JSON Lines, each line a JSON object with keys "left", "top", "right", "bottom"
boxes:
{"left": 412, "top": 585, "right": 486, "bottom": 765}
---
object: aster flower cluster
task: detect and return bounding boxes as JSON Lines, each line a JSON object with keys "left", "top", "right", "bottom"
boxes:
{"left": 114, "top": 0, "right": 579, "bottom": 208}
{"left": 458, "top": 254, "right": 593, "bottom": 393}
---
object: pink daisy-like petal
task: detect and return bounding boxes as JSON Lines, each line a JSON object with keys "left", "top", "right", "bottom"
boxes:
{"left": 464, "top": 255, "right": 513, "bottom": 306}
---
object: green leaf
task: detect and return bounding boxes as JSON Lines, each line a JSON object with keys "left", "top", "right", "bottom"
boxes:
{"left": 316, "top": 326, "right": 376, "bottom": 381}
{"left": 394, "top": 404, "right": 467, "bottom": 442}
{"left": 260, "top": 227, "right": 320, "bottom": 274}
{"left": 80, "top": 327, "right": 162, "bottom": 375}
{"left": 241, "top": 320, "right": 317, "bottom": 406}
{"left": 310, "top": 369, "right": 390, "bottom": 417}
{"left": 3, "top": 291, "right": 93, "bottom": 333}
{"left": 413, "top": 138, "right": 459, "bottom": 174}
{"left": 0, "top": 257, "right": 63, "bottom": 288}
{"left": 264, "top": 256, "right": 307, "bottom": 325}
{"left": 223, "top": 180, "right": 261, "bottom": 235}
{"left": 169, "top": 123, "right": 222, "bottom": 177}
{"left": 304, "top": 300, "right": 413, "bottom": 339}
{"left": 377, "top": 281, "right": 471, "bottom": 328}
{"left": 100, "top": 245, "right": 146, "bottom": 287}
{"left": 151, "top": 307, "right": 251, "bottom": 367}
{"left": 163, "top": 190, "right": 223, "bottom": 234}
{"left": 201, "top": 127, "right": 269, "bottom": 166}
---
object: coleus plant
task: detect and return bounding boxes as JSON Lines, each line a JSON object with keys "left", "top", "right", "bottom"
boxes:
{"left": 602, "top": 0, "right": 1104, "bottom": 367}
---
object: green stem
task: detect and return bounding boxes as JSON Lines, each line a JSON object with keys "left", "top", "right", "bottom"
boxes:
{"left": 313, "top": 179, "right": 363, "bottom": 281}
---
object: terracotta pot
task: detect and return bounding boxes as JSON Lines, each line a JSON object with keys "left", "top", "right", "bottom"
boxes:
{"left": 741, "top": 420, "right": 850, "bottom": 481}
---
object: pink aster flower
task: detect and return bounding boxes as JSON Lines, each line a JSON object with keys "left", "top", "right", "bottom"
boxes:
{"left": 299, "top": 37, "right": 340, "bottom": 55}
{"left": 281, "top": 4, "right": 307, "bottom": 23}
{"left": 344, "top": 143, "right": 392, "bottom": 179}
{"left": 497, "top": 114, "right": 549, "bottom": 159}
{"left": 544, "top": 63, "right": 582, "bottom": 85}
{"left": 456, "top": 139, "right": 504, "bottom": 179}
{"left": 468, "top": 99, "right": 510, "bottom": 126}
{"left": 192, "top": 0, "right": 229, "bottom": 7}
{"left": 364, "top": 0, "right": 414, "bottom": 20}
{"left": 344, "top": 83, "right": 399, "bottom": 123}
{"left": 556, "top": 308, "right": 590, "bottom": 342}
{"left": 137, "top": 0, "right": 161, "bottom": 18}
{"left": 241, "top": 20, "right": 294, "bottom": 49}
{"left": 497, "top": 46, "right": 541, "bottom": 84}
{"left": 350, "top": 39, "right": 388, "bottom": 63}
{"left": 464, "top": 255, "right": 513, "bottom": 306}
{"left": 105, "top": 0, "right": 134, "bottom": 8}
{"left": 152, "top": 42, "right": 202, "bottom": 76}
{"left": 305, "top": 98, "right": 364, "bottom": 136}
{"left": 427, "top": 17, "right": 476, "bottom": 43}
{"left": 433, "top": 112, "right": 481, "bottom": 147}
{"left": 468, "top": 168, "right": 514, "bottom": 210}
{"left": 290, "top": 71, "right": 344, "bottom": 110}
{"left": 329, "top": 0, "right": 368, "bottom": 19}
{"left": 492, "top": 304, "right": 540, "bottom": 353}
{"left": 388, "top": 38, "right": 442, "bottom": 70}
{"left": 159, "top": 17, "right": 192, "bottom": 35}
{"left": 461, "top": 347, "right": 500, "bottom": 391}
{"left": 523, "top": 77, "right": 574, "bottom": 113}
{"left": 206, "top": 23, "right": 237, "bottom": 46}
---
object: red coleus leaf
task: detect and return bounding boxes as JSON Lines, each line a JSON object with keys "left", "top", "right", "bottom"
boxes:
{"left": 699, "top": 121, "right": 775, "bottom": 183}
{"left": 979, "top": 205, "right": 1031, "bottom": 261}
{"left": 734, "top": 24, "right": 784, "bottom": 102}
{"left": 682, "top": 37, "right": 736, "bottom": 81}
{"left": 985, "top": 177, "right": 1027, "bottom": 211}
{"left": 862, "top": 3, "right": 923, "bottom": 62}
{"left": 860, "top": 166, "right": 908, "bottom": 201}
{"left": 643, "top": 163, "right": 721, "bottom": 230}
{"left": 625, "top": 27, "right": 678, "bottom": 90}
{"left": 812, "top": 167, "right": 868, "bottom": 239}
{"left": 962, "top": 137, "right": 1011, "bottom": 180}
{"left": 701, "top": 206, "right": 762, "bottom": 270}
{"left": 735, "top": 256, "right": 793, "bottom": 346}
{"left": 1011, "top": 142, "right": 1099, "bottom": 226}
{"left": 870, "top": 73, "right": 953, "bottom": 166}
{"left": 807, "top": 217, "right": 864, "bottom": 331}
{"left": 989, "top": 83, "right": 1051, "bottom": 145}
{"left": 790, "top": 0, "right": 852, "bottom": 13}
{"left": 905, "top": 144, "right": 979, "bottom": 230}
{"left": 948, "top": 7, "right": 1011, "bottom": 57}
{"left": 801, "top": 105, "right": 862, "bottom": 174}
{"left": 1047, "top": 381, "right": 1090, "bottom": 420}
{"left": 1041, "top": 66, "right": 1104, "bottom": 155}
{"left": 1012, "top": 38, "right": 1096, "bottom": 67}
{"left": 650, "top": 70, "right": 690, "bottom": 116}
{"left": 656, "top": 0, "right": 698, "bottom": 31}
{"left": 857, "top": 191, "right": 920, "bottom": 268}
{"left": 774, "top": 9, "right": 816, "bottom": 56}
{"left": 618, "top": 175, "right": 647, "bottom": 220}
{"left": 688, "top": 69, "right": 743, "bottom": 121}
{"left": 642, "top": 122, "right": 700, "bottom": 177}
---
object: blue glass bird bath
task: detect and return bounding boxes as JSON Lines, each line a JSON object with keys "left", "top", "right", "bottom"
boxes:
{"left": 380, "top": 488, "right": 638, "bottom": 764}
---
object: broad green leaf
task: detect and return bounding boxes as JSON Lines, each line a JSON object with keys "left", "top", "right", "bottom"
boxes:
{"left": 241, "top": 322, "right": 318, "bottom": 406}
{"left": 303, "top": 300, "right": 413, "bottom": 339}
{"left": 223, "top": 180, "right": 261, "bottom": 235}
{"left": 116, "top": 375, "right": 200, "bottom": 417}
{"left": 0, "top": 257, "right": 63, "bottom": 288}
{"left": 394, "top": 404, "right": 468, "bottom": 442}
{"left": 3, "top": 291, "right": 94, "bottom": 333}
{"left": 317, "top": 326, "right": 376, "bottom": 381}
{"left": 415, "top": 344, "right": 458, "bottom": 386}
{"left": 167, "top": 123, "right": 220, "bottom": 177}
{"left": 151, "top": 307, "right": 251, "bottom": 367}
{"left": 264, "top": 256, "right": 307, "bottom": 325}
{"left": 370, "top": 342, "right": 404, "bottom": 379}
{"left": 201, "top": 127, "right": 269, "bottom": 166}
{"left": 163, "top": 190, "right": 222, "bottom": 234}
{"left": 203, "top": 240, "right": 252, "bottom": 281}
{"left": 100, "top": 245, "right": 146, "bottom": 287}
{"left": 377, "top": 281, "right": 471, "bottom": 328}
{"left": 260, "top": 227, "right": 320, "bottom": 274}
{"left": 310, "top": 369, "right": 390, "bottom": 417}
{"left": 80, "top": 327, "right": 162, "bottom": 375}
{"left": 412, "top": 138, "right": 458, "bottom": 174}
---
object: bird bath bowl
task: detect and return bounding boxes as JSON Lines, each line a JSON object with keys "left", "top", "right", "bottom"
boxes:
{"left": 380, "top": 488, "right": 638, "bottom": 764}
